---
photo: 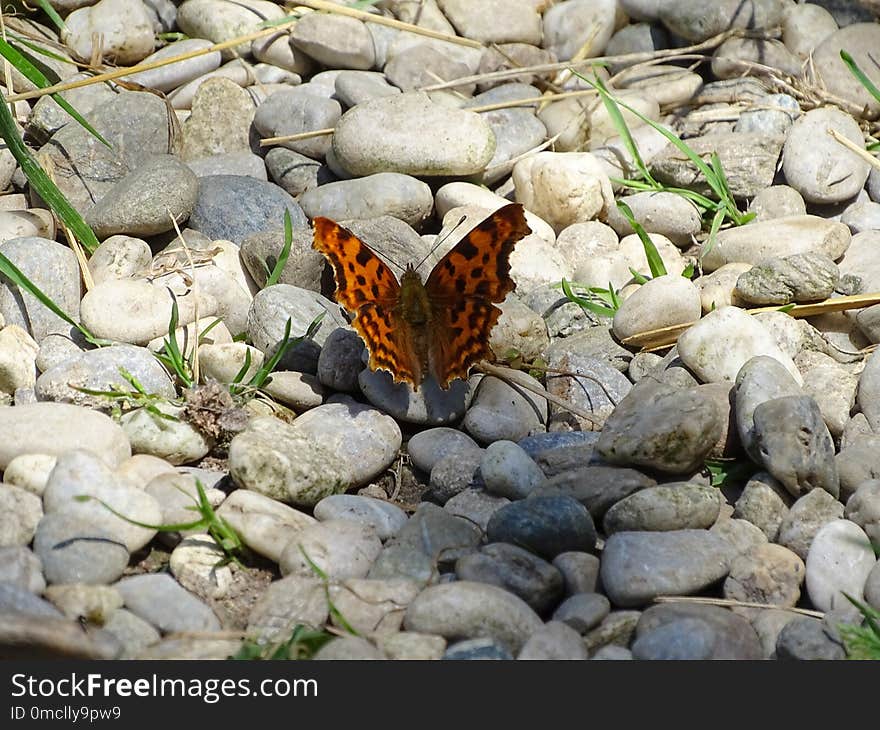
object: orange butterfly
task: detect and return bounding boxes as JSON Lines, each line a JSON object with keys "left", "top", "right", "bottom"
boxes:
{"left": 312, "top": 203, "right": 531, "bottom": 390}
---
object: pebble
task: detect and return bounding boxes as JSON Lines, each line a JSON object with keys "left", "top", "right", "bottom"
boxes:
{"left": 701, "top": 216, "right": 851, "bottom": 272}
{"left": 246, "top": 575, "right": 328, "bottom": 642}
{"left": 583, "top": 610, "right": 642, "bottom": 655}
{"left": 518, "top": 431, "right": 600, "bottom": 477}
{"left": 378, "top": 632, "right": 446, "bottom": 661}
{"left": 0, "top": 546, "right": 45, "bottom": 593}
{"left": 279, "top": 518, "right": 382, "bottom": 581}
{"left": 748, "top": 185, "right": 807, "bottom": 222}
{"left": 64, "top": 0, "right": 155, "bottom": 65}
{"left": 443, "top": 638, "right": 513, "bottom": 661}
{"left": 229, "top": 401, "right": 400, "bottom": 508}
{"left": 120, "top": 404, "right": 212, "bottom": 466}
{"left": 543, "top": 0, "right": 617, "bottom": 59}
{"left": 734, "top": 471, "right": 792, "bottom": 540}
{"left": 487, "top": 496, "right": 596, "bottom": 559}
{"left": 313, "top": 495, "right": 407, "bottom": 542}
{"left": 480, "top": 441, "right": 546, "bottom": 500}
{"left": 407, "top": 428, "right": 481, "bottom": 473}
{"left": 783, "top": 2, "right": 839, "bottom": 59}
{"left": 291, "top": 12, "right": 374, "bottom": 70}
{"left": 775, "top": 617, "right": 846, "bottom": 660}
{"left": 426, "top": 449, "right": 483, "bottom": 504}
{"left": 600, "top": 530, "right": 731, "bottom": 607}
{"left": 333, "top": 93, "right": 495, "bottom": 177}
{"left": 455, "top": 543, "right": 563, "bottom": 615}
{"left": 552, "top": 552, "right": 601, "bottom": 596}
{"left": 328, "top": 578, "right": 422, "bottom": 637}
{"left": 33, "top": 512, "right": 129, "bottom": 585}
{"left": 845, "top": 481, "right": 880, "bottom": 545}
{"left": 603, "top": 483, "right": 721, "bottom": 535}
{"left": 596, "top": 380, "right": 723, "bottom": 474}
{"left": 658, "top": 0, "right": 786, "bottom": 42}
{"left": 537, "top": 465, "right": 656, "bottom": 520}
{"left": 125, "top": 38, "right": 221, "bottom": 92}
{"left": 604, "top": 191, "right": 702, "bottom": 247}
{"left": 866, "top": 562, "right": 880, "bottom": 610}
{"left": 461, "top": 372, "right": 547, "bottom": 444}
{"left": 169, "top": 535, "right": 232, "bottom": 600}
{"left": 858, "top": 350, "right": 880, "bottom": 432}
{"left": 44, "top": 584, "right": 123, "bottom": 622}
{"left": 837, "top": 438, "right": 880, "bottom": 503}
{"left": 805, "top": 519, "right": 877, "bottom": 620}
{"left": 404, "top": 581, "right": 543, "bottom": 655}
{"left": 517, "top": 621, "right": 589, "bottom": 660}
{"left": 679, "top": 307, "right": 803, "bottom": 385}
{"left": 367, "top": 545, "right": 437, "bottom": 586}
{"left": 612, "top": 275, "right": 702, "bottom": 342}
{"left": 0, "top": 482, "right": 42, "bottom": 546}
{"left": 751, "top": 395, "right": 839, "bottom": 499}
{"left": 812, "top": 23, "right": 880, "bottom": 119}
{"left": 734, "top": 252, "right": 839, "bottom": 305}
{"left": 444, "top": 489, "right": 510, "bottom": 534}
{"left": 552, "top": 593, "right": 611, "bottom": 634}
{"left": 389, "top": 503, "right": 482, "bottom": 568}
{"left": 115, "top": 573, "right": 220, "bottom": 633}
{"left": 102, "top": 608, "right": 161, "bottom": 659}
{"left": 723, "top": 543, "right": 805, "bottom": 607}
{"left": 776, "top": 488, "right": 845, "bottom": 560}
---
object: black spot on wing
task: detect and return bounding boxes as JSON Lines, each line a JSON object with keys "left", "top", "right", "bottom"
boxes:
{"left": 356, "top": 274, "right": 366, "bottom": 287}
{"left": 356, "top": 248, "right": 372, "bottom": 266}
{"left": 470, "top": 267, "right": 483, "bottom": 279}
{"left": 456, "top": 239, "right": 478, "bottom": 259}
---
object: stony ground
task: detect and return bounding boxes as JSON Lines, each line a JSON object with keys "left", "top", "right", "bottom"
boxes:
{"left": 1, "top": 0, "right": 880, "bottom": 660}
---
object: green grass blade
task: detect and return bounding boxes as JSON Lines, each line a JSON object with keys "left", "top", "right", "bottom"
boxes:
{"left": 617, "top": 200, "right": 667, "bottom": 278}
{"left": 230, "top": 347, "right": 253, "bottom": 386}
{"left": 73, "top": 495, "right": 206, "bottom": 532}
{"left": 628, "top": 267, "right": 649, "bottom": 284}
{"left": 32, "top": 0, "right": 67, "bottom": 32}
{"left": 560, "top": 278, "right": 617, "bottom": 318}
{"left": 265, "top": 209, "right": 293, "bottom": 287}
{"left": 840, "top": 50, "right": 880, "bottom": 105}
{"left": 701, "top": 207, "right": 727, "bottom": 263}
{"left": 0, "top": 100, "right": 101, "bottom": 255}
{"left": 0, "top": 38, "right": 109, "bottom": 147}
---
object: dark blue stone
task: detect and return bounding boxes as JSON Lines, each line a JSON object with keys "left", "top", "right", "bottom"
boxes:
{"left": 443, "top": 638, "right": 513, "bottom": 660}
{"left": 486, "top": 496, "right": 596, "bottom": 559}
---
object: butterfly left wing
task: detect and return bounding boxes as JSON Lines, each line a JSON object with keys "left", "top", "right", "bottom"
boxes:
{"left": 313, "top": 218, "right": 421, "bottom": 385}
{"left": 425, "top": 204, "right": 531, "bottom": 387}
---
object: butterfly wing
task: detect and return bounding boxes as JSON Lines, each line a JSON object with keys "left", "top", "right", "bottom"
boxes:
{"left": 425, "top": 203, "right": 531, "bottom": 387}
{"left": 313, "top": 218, "right": 421, "bottom": 385}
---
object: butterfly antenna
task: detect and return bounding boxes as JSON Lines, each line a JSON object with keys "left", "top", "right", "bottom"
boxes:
{"left": 413, "top": 215, "right": 469, "bottom": 272}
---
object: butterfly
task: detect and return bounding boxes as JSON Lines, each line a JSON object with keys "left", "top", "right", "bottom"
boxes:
{"left": 312, "top": 203, "right": 531, "bottom": 391}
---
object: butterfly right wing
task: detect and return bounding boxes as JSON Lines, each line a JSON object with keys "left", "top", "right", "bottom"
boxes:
{"left": 312, "top": 218, "right": 420, "bottom": 385}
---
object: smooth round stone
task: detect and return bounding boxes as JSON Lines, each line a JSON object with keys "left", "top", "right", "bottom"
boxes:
{"left": 775, "top": 616, "right": 846, "bottom": 659}
{"left": 187, "top": 175, "right": 307, "bottom": 245}
{"left": 0, "top": 403, "right": 129, "bottom": 470}
{"left": 806, "top": 519, "right": 877, "bottom": 619}
{"left": 0, "top": 236, "right": 81, "bottom": 342}
{"left": 333, "top": 92, "right": 495, "bottom": 177}
{"left": 26, "top": 71, "right": 117, "bottom": 144}
{"left": 64, "top": 0, "right": 155, "bottom": 65}
{"left": 43, "top": 450, "right": 161, "bottom": 552}
{"left": 279, "top": 519, "right": 383, "bottom": 580}
{"left": 858, "top": 350, "right": 880, "bottom": 432}
{"left": 658, "top": 0, "right": 787, "bottom": 42}
{"left": 240, "top": 226, "right": 325, "bottom": 292}
{"left": 178, "top": 76, "right": 256, "bottom": 161}
{"left": 385, "top": 44, "right": 476, "bottom": 95}
{"left": 583, "top": 610, "right": 642, "bottom": 655}
{"left": 314, "top": 495, "right": 407, "bottom": 541}
{"left": 603, "top": 483, "right": 721, "bottom": 535}
{"left": 299, "top": 173, "right": 433, "bottom": 229}
{"left": 33, "top": 512, "right": 129, "bottom": 585}
{"left": 407, "top": 428, "right": 481, "bottom": 473}
{"left": 290, "top": 12, "right": 374, "bottom": 69}
{"left": 0, "top": 612, "right": 123, "bottom": 659}
{"left": 367, "top": 544, "right": 437, "bottom": 586}
{"left": 553, "top": 552, "right": 601, "bottom": 596}
{"left": 800, "top": 357, "right": 859, "bottom": 440}
{"left": 678, "top": 306, "right": 802, "bottom": 385}
{"left": 246, "top": 574, "right": 329, "bottom": 642}
{"left": 404, "top": 581, "right": 542, "bottom": 654}
{"left": 124, "top": 38, "right": 220, "bottom": 91}
{"left": 734, "top": 471, "right": 791, "bottom": 540}
{"left": 359, "top": 369, "right": 474, "bottom": 427}
{"left": 80, "top": 279, "right": 212, "bottom": 345}
{"left": 590, "top": 645, "right": 633, "bottom": 660}
{"left": 837, "top": 438, "right": 880, "bottom": 501}
{"left": 543, "top": 0, "right": 616, "bottom": 59}
{"left": 462, "top": 372, "right": 547, "bottom": 444}
{"left": 711, "top": 517, "right": 769, "bottom": 558}
{"left": 310, "top": 635, "right": 385, "bottom": 660}
{"left": 783, "top": 107, "right": 870, "bottom": 204}
{"left": 845, "top": 481, "right": 880, "bottom": 545}
{"left": 229, "top": 399, "right": 400, "bottom": 508}
{"left": 596, "top": 380, "right": 723, "bottom": 475}
{"left": 517, "top": 621, "right": 590, "bottom": 660}
{"left": 606, "top": 23, "right": 670, "bottom": 73}
{"left": 175, "top": 0, "right": 285, "bottom": 58}
{"left": 612, "top": 275, "right": 701, "bottom": 342}
{"left": 536, "top": 465, "right": 656, "bottom": 520}
{"left": 751, "top": 395, "right": 839, "bottom": 499}
{"left": 0, "top": 484, "right": 42, "bottom": 546}
{"left": 866, "top": 562, "right": 880, "bottom": 610}
{"left": 638, "top": 603, "right": 762, "bottom": 659}
{"left": 388, "top": 503, "right": 482, "bottom": 568}
{"left": 735, "top": 252, "right": 839, "bottom": 305}
{"left": 0, "top": 325, "right": 38, "bottom": 394}
{"left": 84, "top": 155, "right": 198, "bottom": 238}
{"left": 487, "top": 496, "right": 596, "bottom": 559}
{"left": 478, "top": 108, "right": 548, "bottom": 185}
{"left": 213, "top": 489, "right": 315, "bottom": 564}
{"left": 701, "top": 216, "right": 851, "bottom": 272}
{"left": 260, "top": 371, "right": 324, "bottom": 412}
{"left": 197, "top": 342, "right": 264, "bottom": 384}
{"left": 115, "top": 454, "right": 176, "bottom": 490}
{"left": 334, "top": 70, "right": 400, "bottom": 107}
{"left": 247, "top": 285, "right": 348, "bottom": 373}
{"left": 632, "top": 617, "right": 717, "bottom": 660}
{"left": 87, "top": 235, "right": 152, "bottom": 286}
{"left": 712, "top": 36, "right": 801, "bottom": 80}
{"left": 0, "top": 209, "right": 54, "bottom": 245}
{"left": 253, "top": 87, "right": 341, "bottom": 160}
{"left": 724, "top": 543, "right": 805, "bottom": 607}
{"left": 490, "top": 298, "right": 550, "bottom": 363}
{"left": 327, "top": 578, "right": 422, "bottom": 636}
{"left": 0, "top": 546, "right": 46, "bottom": 593}
{"left": 518, "top": 431, "right": 600, "bottom": 477}
{"left": 186, "top": 151, "right": 267, "bottom": 180}
{"left": 513, "top": 152, "right": 613, "bottom": 233}
{"left": 748, "top": 185, "right": 807, "bottom": 222}
{"left": 265, "top": 148, "right": 327, "bottom": 197}
{"left": 600, "top": 530, "right": 731, "bottom": 608}
{"left": 102, "top": 608, "right": 161, "bottom": 658}
{"left": 115, "top": 573, "right": 220, "bottom": 633}
{"left": 438, "top": 0, "right": 541, "bottom": 43}
{"left": 841, "top": 200, "right": 880, "bottom": 234}
{"left": 443, "top": 638, "right": 513, "bottom": 660}
{"left": 378, "top": 631, "right": 446, "bottom": 660}
{"left": 812, "top": 23, "right": 880, "bottom": 119}
{"left": 44, "top": 584, "right": 122, "bottom": 622}
{"left": 777, "top": 488, "right": 845, "bottom": 560}
{"left": 552, "top": 593, "right": 611, "bottom": 634}
{"left": 35, "top": 343, "right": 176, "bottom": 408}
{"left": 426, "top": 448, "right": 482, "bottom": 504}
{"left": 0, "top": 582, "right": 61, "bottom": 618}
{"left": 783, "top": 3, "right": 838, "bottom": 58}
{"left": 604, "top": 191, "right": 701, "bottom": 247}
{"left": 169, "top": 535, "right": 232, "bottom": 600}
{"left": 444, "top": 489, "right": 510, "bottom": 534}
{"left": 455, "top": 543, "right": 563, "bottom": 614}
{"left": 480, "top": 440, "right": 546, "bottom": 500}
{"left": 120, "top": 405, "right": 211, "bottom": 466}
{"left": 735, "top": 93, "right": 800, "bottom": 136}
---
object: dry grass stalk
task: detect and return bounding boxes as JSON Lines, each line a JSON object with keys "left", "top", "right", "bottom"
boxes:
{"left": 654, "top": 595, "right": 825, "bottom": 618}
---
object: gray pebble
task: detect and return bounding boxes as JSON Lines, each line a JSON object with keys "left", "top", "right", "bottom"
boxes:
{"left": 603, "top": 483, "right": 721, "bottom": 535}
{"left": 0, "top": 546, "right": 45, "bottom": 593}
{"left": 775, "top": 617, "right": 846, "bottom": 660}
{"left": 115, "top": 573, "right": 220, "bottom": 633}
{"left": 389, "top": 503, "right": 482, "bottom": 568}
{"left": 535, "top": 465, "right": 656, "bottom": 520}
{"left": 314, "top": 495, "right": 407, "bottom": 541}
{"left": 443, "top": 638, "right": 513, "bottom": 660}
{"left": 444, "top": 488, "right": 510, "bottom": 534}
{"left": 777, "top": 488, "right": 845, "bottom": 560}
{"left": 408, "top": 427, "right": 481, "bottom": 473}
{"left": 480, "top": 440, "right": 546, "bottom": 500}
{"left": 517, "top": 621, "right": 589, "bottom": 660}
{"left": 33, "top": 512, "right": 129, "bottom": 585}
{"left": 635, "top": 603, "right": 762, "bottom": 659}
{"left": 552, "top": 593, "right": 611, "bottom": 634}
{"left": 488, "top": 496, "right": 596, "bottom": 559}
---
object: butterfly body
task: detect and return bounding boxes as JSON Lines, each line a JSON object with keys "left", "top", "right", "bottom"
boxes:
{"left": 313, "top": 204, "right": 531, "bottom": 391}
